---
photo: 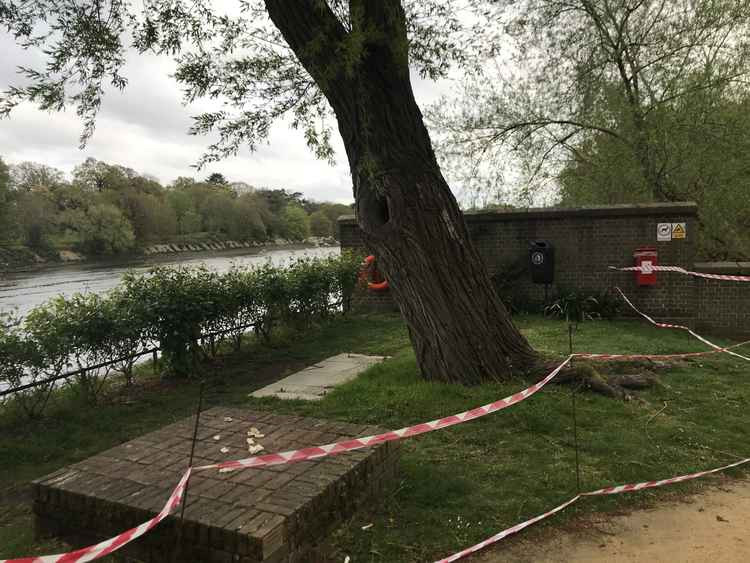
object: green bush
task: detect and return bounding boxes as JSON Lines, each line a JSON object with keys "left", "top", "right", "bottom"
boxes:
{"left": 17, "top": 303, "right": 73, "bottom": 417}
{"left": 0, "top": 252, "right": 363, "bottom": 416}
{"left": 0, "top": 312, "right": 39, "bottom": 414}
{"left": 120, "top": 266, "right": 220, "bottom": 377}
{"left": 544, "top": 288, "right": 623, "bottom": 325}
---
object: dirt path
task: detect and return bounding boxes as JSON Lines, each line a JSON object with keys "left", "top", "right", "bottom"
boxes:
{"left": 476, "top": 480, "right": 750, "bottom": 563}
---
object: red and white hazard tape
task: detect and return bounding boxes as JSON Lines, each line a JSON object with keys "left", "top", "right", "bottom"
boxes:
{"left": 195, "top": 356, "right": 574, "bottom": 472}
{"left": 1, "top": 469, "right": 191, "bottom": 563}
{"left": 610, "top": 264, "right": 750, "bottom": 282}
{"left": 5, "top": 304, "right": 748, "bottom": 563}
{"left": 435, "top": 456, "right": 750, "bottom": 563}
{"left": 576, "top": 340, "right": 750, "bottom": 362}
{"left": 615, "top": 287, "right": 750, "bottom": 362}
{"left": 0, "top": 359, "right": 572, "bottom": 563}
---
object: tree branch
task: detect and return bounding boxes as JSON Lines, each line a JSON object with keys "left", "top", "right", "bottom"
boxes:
{"left": 263, "top": 0, "right": 356, "bottom": 116}
{"left": 498, "top": 118, "right": 630, "bottom": 145}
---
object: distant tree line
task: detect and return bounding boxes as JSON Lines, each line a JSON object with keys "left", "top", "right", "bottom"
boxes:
{"left": 0, "top": 157, "right": 352, "bottom": 256}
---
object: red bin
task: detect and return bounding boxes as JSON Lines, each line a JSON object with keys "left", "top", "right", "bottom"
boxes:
{"left": 634, "top": 247, "right": 658, "bottom": 286}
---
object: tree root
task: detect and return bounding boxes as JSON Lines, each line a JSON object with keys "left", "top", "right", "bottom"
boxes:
{"left": 552, "top": 362, "right": 662, "bottom": 399}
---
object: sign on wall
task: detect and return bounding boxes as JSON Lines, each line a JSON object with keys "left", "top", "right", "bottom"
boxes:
{"left": 672, "top": 223, "right": 687, "bottom": 239}
{"left": 657, "top": 223, "right": 672, "bottom": 241}
{"left": 657, "top": 222, "right": 687, "bottom": 242}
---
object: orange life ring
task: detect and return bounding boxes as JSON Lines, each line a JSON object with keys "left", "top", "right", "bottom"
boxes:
{"left": 360, "top": 255, "right": 390, "bottom": 291}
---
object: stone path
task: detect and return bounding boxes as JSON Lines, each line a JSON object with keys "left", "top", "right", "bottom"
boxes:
{"left": 250, "top": 353, "right": 386, "bottom": 401}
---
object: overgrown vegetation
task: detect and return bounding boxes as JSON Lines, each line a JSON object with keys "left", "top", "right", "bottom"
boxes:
{"left": 0, "top": 314, "right": 747, "bottom": 561}
{"left": 544, "top": 289, "right": 623, "bottom": 324}
{"left": 0, "top": 252, "right": 362, "bottom": 417}
{"left": 0, "top": 157, "right": 352, "bottom": 258}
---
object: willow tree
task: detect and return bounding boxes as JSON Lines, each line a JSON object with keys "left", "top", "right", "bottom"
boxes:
{"left": 433, "top": 0, "right": 750, "bottom": 206}
{"left": 0, "top": 0, "right": 539, "bottom": 383}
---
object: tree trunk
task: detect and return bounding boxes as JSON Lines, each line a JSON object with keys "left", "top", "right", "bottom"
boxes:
{"left": 265, "top": 0, "right": 540, "bottom": 383}
{"left": 358, "top": 169, "right": 540, "bottom": 384}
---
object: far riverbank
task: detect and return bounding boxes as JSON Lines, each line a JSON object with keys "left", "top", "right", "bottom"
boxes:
{"left": 0, "top": 236, "right": 337, "bottom": 274}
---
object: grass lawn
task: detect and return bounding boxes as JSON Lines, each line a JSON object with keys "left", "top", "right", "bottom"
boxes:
{"left": 1, "top": 313, "right": 748, "bottom": 561}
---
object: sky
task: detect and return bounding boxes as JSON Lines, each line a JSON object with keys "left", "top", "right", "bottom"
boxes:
{"left": 0, "top": 28, "right": 451, "bottom": 205}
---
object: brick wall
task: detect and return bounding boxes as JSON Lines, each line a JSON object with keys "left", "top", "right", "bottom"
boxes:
{"left": 339, "top": 202, "right": 748, "bottom": 338}
{"left": 694, "top": 262, "right": 750, "bottom": 339}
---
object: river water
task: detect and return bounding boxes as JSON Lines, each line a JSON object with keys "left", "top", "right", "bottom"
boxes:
{"left": 0, "top": 246, "right": 340, "bottom": 318}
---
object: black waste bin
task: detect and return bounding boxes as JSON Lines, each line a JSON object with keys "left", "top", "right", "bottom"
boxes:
{"left": 529, "top": 240, "right": 555, "bottom": 284}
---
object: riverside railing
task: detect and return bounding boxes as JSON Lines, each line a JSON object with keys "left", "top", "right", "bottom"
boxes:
{"left": 0, "top": 299, "right": 346, "bottom": 399}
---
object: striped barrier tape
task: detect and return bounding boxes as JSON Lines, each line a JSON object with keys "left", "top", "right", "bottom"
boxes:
{"left": 576, "top": 340, "right": 750, "bottom": 362}
{"left": 1, "top": 469, "right": 191, "bottom": 563}
{"left": 0, "top": 359, "right": 572, "bottom": 563}
{"left": 5, "top": 300, "right": 748, "bottom": 563}
{"left": 610, "top": 264, "right": 750, "bottom": 282}
{"left": 615, "top": 287, "right": 750, "bottom": 362}
{"left": 194, "top": 356, "right": 574, "bottom": 472}
{"left": 435, "top": 456, "right": 750, "bottom": 563}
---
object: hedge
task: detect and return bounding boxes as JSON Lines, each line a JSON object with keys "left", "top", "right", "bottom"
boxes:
{"left": 0, "top": 252, "right": 362, "bottom": 417}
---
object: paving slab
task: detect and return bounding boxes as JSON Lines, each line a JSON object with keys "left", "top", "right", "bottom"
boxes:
{"left": 250, "top": 353, "right": 386, "bottom": 401}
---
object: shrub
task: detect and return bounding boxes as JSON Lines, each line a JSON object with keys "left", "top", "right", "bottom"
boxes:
{"left": 544, "top": 290, "right": 599, "bottom": 325}
{"left": 589, "top": 289, "right": 623, "bottom": 320}
{"left": 1, "top": 252, "right": 363, "bottom": 411}
{"left": 120, "top": 266, "right": 217, "bottom": 377}
{"left": 0, "top": 312, "right": 36, "bottom": 411}
{"left": 106, "top": 289, "right": 151, "bottom": 384}
{"left": 20, "top": 303, "right": 74, "bottom": 416}
{"left": 43, "top": 294, "right": 116, "bottom": 402}
{"left": 544, "top": 288, "right": 623, "bottom": 325}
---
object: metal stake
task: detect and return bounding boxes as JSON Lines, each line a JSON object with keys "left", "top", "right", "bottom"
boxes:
{"left": 572, "top": 383, "right": 581, "bottom": 494}
{"left": 172, "top": 380, "right": 205, "bottom": 561}
{"left": 568, "top": 322, "right": 581, "bottom": 493}
{"left": 568, "top": 323, "right": 574, "bottom": 357}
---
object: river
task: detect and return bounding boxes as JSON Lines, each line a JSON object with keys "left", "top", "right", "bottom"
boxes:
{"left": 0, "top": 245, "right": 340, "bottom": 318}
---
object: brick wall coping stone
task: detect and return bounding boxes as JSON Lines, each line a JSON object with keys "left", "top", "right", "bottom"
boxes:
{"left": 338, "top": 201, "right": 698, "bottom": 225}
{"left": 693, "top": 261, "right": 750, "bottom": 274}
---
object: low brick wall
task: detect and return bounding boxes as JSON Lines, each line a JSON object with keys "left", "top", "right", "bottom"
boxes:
{"left": 33, "top": 407, "right": 400, "bottom": 563}
{"left": 695, "top": 262, "right": 750, "bottom": 339}
{"left": 339, "top": 202, "right": 748, "bottom": 339}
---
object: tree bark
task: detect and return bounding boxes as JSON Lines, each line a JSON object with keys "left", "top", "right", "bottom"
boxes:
{"left": 265, "top": 0, "right": 540, "bottom": 383}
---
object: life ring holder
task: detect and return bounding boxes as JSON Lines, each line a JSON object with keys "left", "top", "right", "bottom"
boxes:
{"left": 360, "top": 255, "right": 390, "bottom": 291}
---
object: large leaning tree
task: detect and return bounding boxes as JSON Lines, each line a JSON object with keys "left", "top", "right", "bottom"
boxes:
{"left": 0, "top": 0, "right": 540, "bottom": 384}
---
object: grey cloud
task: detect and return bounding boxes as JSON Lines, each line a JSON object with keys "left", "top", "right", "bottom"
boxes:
{"left": 0, "top": 30, "right": 454, "bottom": 205}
